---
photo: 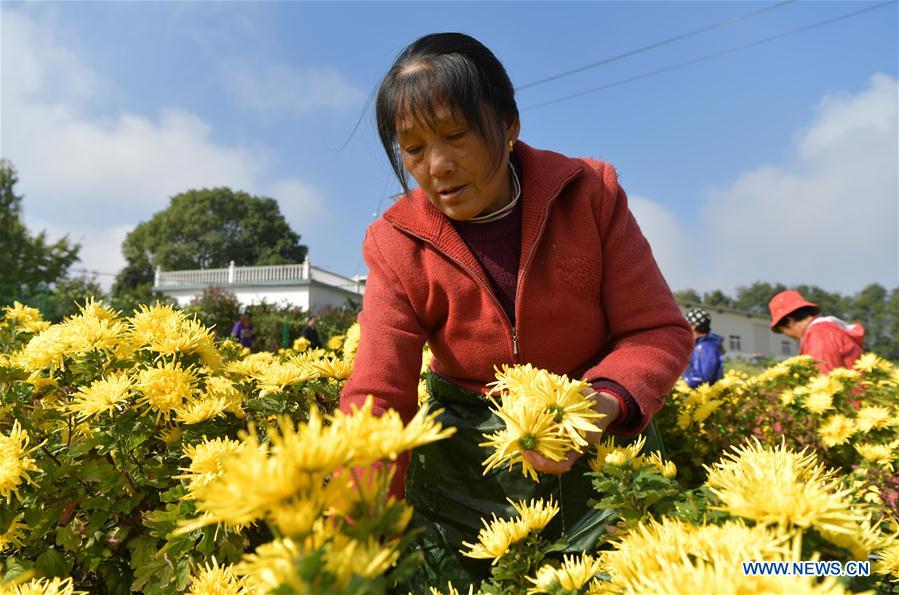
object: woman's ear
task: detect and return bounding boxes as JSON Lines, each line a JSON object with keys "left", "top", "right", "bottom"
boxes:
{"left": 506, "top": 117, "right": 521, "bottom": 145}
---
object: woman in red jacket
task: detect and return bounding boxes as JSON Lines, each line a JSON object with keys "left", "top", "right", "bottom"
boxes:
{"left": 340, "top": 32, "right": 693, "bottom": 589}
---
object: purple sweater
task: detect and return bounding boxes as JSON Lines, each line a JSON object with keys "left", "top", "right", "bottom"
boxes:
{"left": 451, "top": 192, "right": 641, "bottom": 434}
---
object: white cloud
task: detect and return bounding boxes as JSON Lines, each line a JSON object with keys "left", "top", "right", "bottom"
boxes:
{"left": 23, "top": 218, "right": 133, "bottom": 289}
{"left": 701, "top": 73, "right": 898, "bottom": 294}
{"left": 223, "top": 62, "right": 365, "bottom": 117}
{"left": 1, "top": 7, "right": 328, "bottom": 285}
{"left": 628, "top": 194, "right": 696, "bottom": 290}
{"left": 266, "top": 178, "right": 329, "bottom": 228}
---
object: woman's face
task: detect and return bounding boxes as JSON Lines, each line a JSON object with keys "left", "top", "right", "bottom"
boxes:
{"left": 397, "top": 103, "right": 519, "bottom": 221}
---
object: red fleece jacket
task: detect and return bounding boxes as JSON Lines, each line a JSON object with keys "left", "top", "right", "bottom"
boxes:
{"left": 801, "top": 316, "right": 865, "bottom": 374}
{"left": 340, "top": 141, "right": 693, "bottom": 495}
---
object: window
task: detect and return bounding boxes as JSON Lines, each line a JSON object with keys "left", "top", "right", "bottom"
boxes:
{"left": 782, "top": 341, "right": 792, "bottom": 355}
{"left": 729, "top": 335, "right": 742, "bottom": 352}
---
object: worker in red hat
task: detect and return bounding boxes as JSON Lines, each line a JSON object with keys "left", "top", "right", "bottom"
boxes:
{"left": 768, "top": 290, "right": 865, "bottom": 374}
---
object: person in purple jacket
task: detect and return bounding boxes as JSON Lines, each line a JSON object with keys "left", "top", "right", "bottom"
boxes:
{"left": 230, "top": 310, "right": 256, "bottom": 350}
{"left": 683, "top": 307, "right": 725, "bottom": 388}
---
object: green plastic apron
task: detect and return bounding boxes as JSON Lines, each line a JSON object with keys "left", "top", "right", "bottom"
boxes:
{"left": 402, "top": 371, "right": 666, "bottom": 592}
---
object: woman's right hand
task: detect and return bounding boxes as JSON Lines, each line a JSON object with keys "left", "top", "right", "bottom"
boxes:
{"left": 522, "top": 448, "right": 581, "bottom": 475}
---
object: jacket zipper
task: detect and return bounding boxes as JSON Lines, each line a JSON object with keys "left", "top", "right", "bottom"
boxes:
{"left": 509, "top": 169, "right": 582, "bottom": 360}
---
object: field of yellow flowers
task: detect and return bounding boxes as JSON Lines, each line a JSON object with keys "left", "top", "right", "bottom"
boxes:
{"left": 0, "top": 301, "right": 896, "bottom": 594}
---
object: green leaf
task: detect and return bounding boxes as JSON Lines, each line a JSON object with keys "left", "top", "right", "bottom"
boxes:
{"left": 35, "top": 548, "right": 67, "bottom": 577}
{"left": 55, "top": 525, "right": 81, "bottom": 552}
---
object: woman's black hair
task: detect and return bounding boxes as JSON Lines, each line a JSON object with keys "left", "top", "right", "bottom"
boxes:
{"left": 775, "top": 305, "right": 819, "bottom": 331}
{"left": 376, "top": 32, "right": 518, "bottom": 194}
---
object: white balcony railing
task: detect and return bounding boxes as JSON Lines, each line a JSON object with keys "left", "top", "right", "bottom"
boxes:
{"left": 154, "top": 260, "right": 364, "bottom": 294}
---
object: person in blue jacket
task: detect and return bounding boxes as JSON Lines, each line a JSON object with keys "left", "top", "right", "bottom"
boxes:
{"left": 683, "top": 307, "right": 725, "bottom": 388}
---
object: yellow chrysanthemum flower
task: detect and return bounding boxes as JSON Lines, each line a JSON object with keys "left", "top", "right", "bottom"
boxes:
{"left": 127, "top": 304, "right": 221, "bottom": 368}
{"left": 177, "top": 437, "right": 244, "bottom": 497}
{"left": 528, "top": 370, "right": 603, "bottom": 448}
{"left": 330, "top": 397, "right": 455, "bottom": 466}
{"left": 855, "top": 405, "right": 893, "bottom": 433}
{"left": 187, "top": 558, "right": 247, "bottom": 595}
{"left": 67, "top": 372, "right": 133, "bottom": 419}
{"left": 268, "top": 497, "right": 324, "bottom": 538}
{"left": 779, "top": 388, "right": 797, "bottom": 406}
{"left": 421, "top": 345, "right": 434, "bottom": 375}
{"left": 828, "top": 367, "right": 861, "bottom": 382}
{"left": 692, "top": 399, "right": 722, "bottom": 424}
{"left": 236, "top": 537, "right": 303, "bottom": 593}
{"left": 588, "top": 436, "right": 646, "bottom": 473}
{"left": 461, "top": 497, "right": 558, "bottom": 564}
{"left": 600, "top": 518, "right": 793, "bottom": 593}
{"left": 1, "top": 577, "right": 88, "bottom": 595}
{"left": 324, "top": 533, "right": 401, "bottom": 585}
{"left": 803, "top": 391, "right": 834, "bottom": 415}
{"left": 226, "top": 351, "right": 276, "bottom": 377}
{"left": 269, "top": 410, "right": 350, "bottom": 474}
{"left": 643, "top": 451, "right": 677, "bottom": 478}
{"left": 0, "top": 420, "right": 41, "bottom": 503}
{"left": 624, "top": 558, "right": 849, "bottom": 594}
{"left": 527, "top": 553, "right": 602, "bottom": 594}
{"left": 342, "top": 322, "right": 360, "bottom": 363}
{"left": 78, "top": 298, "right": 118, "bottom": 320}
{"left": 817, "top": 512, "right": 885, "bottom": 560}
{"left": 13, "top": 325, "right": 69, "bottom": 372}
{"left": 255, "top": 361, "right": 317, "bottom": 393}
{"left": 806, "top": 375, "right": 843, "bottom": 397}
{"left": 135, "top": 361, "right": 198, "bottom": 418}
{"left": 204, "top": 376, "right": 245, "bottom": 418}
{"left": 0, "top": 513, "right": 27, "bottom": 550}
{"left": 175, "top": 396, "right": 229, "bottom": 425}
{"left": 63, "top": 312, "right": 127, "bottom": 355}
{"left": 854, "top": 443, "right": 896, "bottom": 470}
{"left": 417, "top": 378, "right": 430, "bottom": 406}
{"left": 324, "top": 466, "right": 409, "bottom": 529}
{"left": 481, "top": 399, "right": 569, "bottom": 481}
{"left": 308, "top": 357, "right": 353, "bottom": 381}
{"left": 706, "top": 439, "right": 865, "bottom": 542}
{"left": 854, "top": 352, "right": 890, "bottom": 374}
{"left": 325, "top": 335, "right": 343, "bottom": 351}
{"left": 175, "top": 432, "right": 287, "bottom": 532}
{"left": 3, "top": 301, "right": 50, "bottom": 334}
{"left": 292, "top": 336, "right": 311, "bottom": 352}
{"left": 875, "top": 539, "right": 899, "bottom": 582}
{"left": 818, "top": 415, "right": 856, "bottom": 448}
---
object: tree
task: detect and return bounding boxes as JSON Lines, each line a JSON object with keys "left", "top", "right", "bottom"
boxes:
{"left": 45, "top": 275, "right": 106, "bottom": 322}
{"left": 183, "top": 286, "right": 242, "bottom": 339}
{"left": 0, "top": 160, "right": 80, "bottom": 297}
{"left": 674, "top": 289, "right": 701, "bottom": 304}
{"left": 112, "top": 188, "right": 308, "bottom": 300}
{"left": 733, "top": 281, "right": 787, "bottom": 315}
{"left": 702, "top": 290, "right": 734, "bottom": 309}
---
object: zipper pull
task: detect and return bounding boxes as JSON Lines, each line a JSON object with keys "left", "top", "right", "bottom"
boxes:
{"left": 512, "top": 328, "right": 519, "bottom": 356}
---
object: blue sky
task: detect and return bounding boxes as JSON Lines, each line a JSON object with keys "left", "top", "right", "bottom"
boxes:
{"left": 2, "top": 1, "right": 897, "bottom": 295}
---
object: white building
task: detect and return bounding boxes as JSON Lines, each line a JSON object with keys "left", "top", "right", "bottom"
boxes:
{"left": 153, "top": 259, "right": 366, "bottom": 311}
{"left": 678, "top": 301, "right": 798, "bottom": 361}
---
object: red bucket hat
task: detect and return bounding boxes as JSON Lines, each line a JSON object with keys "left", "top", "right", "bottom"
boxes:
{"left": 768, "top": 290, "right": 819, "bottom": 331}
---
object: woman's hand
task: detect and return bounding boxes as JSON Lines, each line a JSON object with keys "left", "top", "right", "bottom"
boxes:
{"left": 522, "top": 389, "right": 620, "bottom": 475}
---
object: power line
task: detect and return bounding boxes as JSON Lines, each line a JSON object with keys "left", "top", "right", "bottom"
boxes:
{"left": 516, "top": 0, "right": 796, "bottom": 91}
{"left": 71, "top": 267, "right": 117, "bottom": 277}
{"left": 522, "top": 1, "right": 894, "bottom": 112}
